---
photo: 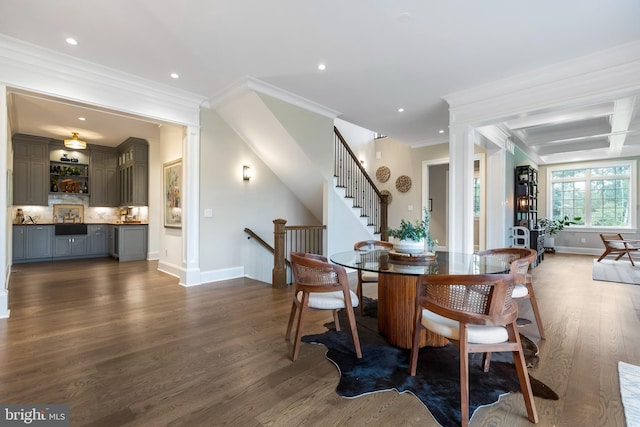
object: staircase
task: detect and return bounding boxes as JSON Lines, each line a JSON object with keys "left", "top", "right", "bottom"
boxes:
{"left": 333, "top": 126, "right": 388, "bottom": 239}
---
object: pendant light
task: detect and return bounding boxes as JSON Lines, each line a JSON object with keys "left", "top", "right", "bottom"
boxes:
{"left": 64, "top": 132, "right": 87, "bottom": 150}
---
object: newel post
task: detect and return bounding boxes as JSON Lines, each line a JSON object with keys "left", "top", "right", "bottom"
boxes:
{"left": 273, "top": 218, "right": 287, "bottom": 289}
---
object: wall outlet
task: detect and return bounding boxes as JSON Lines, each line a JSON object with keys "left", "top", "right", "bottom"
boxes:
{"left": 580, "top": 237, "right": 586, "bottom": 243}
{"left": 376, "top": 151, "right": 381, "bottom": 159}
{"left": 408, "top": 205, "right": 413, "bottom": 211}
{"left": 204, "top": 208, "right": 213, "bottom": 218}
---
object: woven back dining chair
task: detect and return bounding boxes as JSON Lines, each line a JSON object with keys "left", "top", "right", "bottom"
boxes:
{"left": 409, "top": 273, "right": 538, "bottom": 427}
{"left": 477, "top": 247, "right": 544, "bottom": 339}
{"left": 353, "top": 240, "right": 394, "bottom": 315}
{"left": 285, "top": 252, "right": 362, "bottom": 361}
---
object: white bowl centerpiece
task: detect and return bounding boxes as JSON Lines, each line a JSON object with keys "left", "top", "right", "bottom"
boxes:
{"left": 388, "top": 208, "right": 436, "bottom": 254}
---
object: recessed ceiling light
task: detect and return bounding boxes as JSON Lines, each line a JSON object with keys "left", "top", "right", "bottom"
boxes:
{"left": 170, "top": 72, "right": 179, "bottom": 79}
{"left": 78, "top": 117, "right": 86, "bottom": 121}
{"left": 398, "top": 108, "right": 405, "bottom": 113}
{"left": 439, "top": 129, "right": 444, "bottom": 134}
{"left": 317, "top": 64, "right": 326, "bottom": 71}
{"left": 65, "top": 38, "right": 78, "bottom": 46}
{"left": 397, "top": 12, "right": 412, "bottom": 24}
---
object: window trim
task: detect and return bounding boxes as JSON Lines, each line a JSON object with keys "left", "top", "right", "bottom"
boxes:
{"left": 545, "top": 159, "right": 637, "bottom": 231}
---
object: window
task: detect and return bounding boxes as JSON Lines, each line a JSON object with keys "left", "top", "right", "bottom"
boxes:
{"left": 547, "top": 161, "right": 636, "bottom": 228}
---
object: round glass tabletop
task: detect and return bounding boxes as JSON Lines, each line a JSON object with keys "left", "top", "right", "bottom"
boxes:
{"left": 330, "top": 250, "right": 509, "bottom": 276}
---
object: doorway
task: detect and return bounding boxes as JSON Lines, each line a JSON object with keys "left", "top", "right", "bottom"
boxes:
{"left": 422, "top": 155, "right": 486, "bottom": 252}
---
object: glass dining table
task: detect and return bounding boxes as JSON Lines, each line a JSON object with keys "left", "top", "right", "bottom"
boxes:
{"left": 330, "top": 250, "right": 510, "bottom": 349}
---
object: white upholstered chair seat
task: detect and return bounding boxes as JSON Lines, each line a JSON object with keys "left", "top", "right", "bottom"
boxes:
{"left": 421, "top": 309, "right": 509, "bottom": 344}
{"left": 361, "top": 271, "right": 379, "bottom": 282}
{"left": 296, "top": 290, "right": 359, "bottom": 310}
{"left": 512, "top": 283, "right": 529, "bottom": 298}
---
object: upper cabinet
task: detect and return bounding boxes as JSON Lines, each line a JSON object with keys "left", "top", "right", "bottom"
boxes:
{"left": 49, "top": 144, "right": 90, "bottom": 197}
{"left": 118, "top": 138, "right": 148, "bottom": 206}
{"left": 13, "top": 134, "right": 49, "bottom": 206}
{"left": 13, "top": 134, "right": 149, "bottom": 208}
{"left": 90, "top": 146, "right": 119, "bottom": 207}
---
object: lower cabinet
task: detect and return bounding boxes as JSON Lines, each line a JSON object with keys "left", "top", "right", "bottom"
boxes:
{"left": 13, "top": 224, "right": 145, "bottom": 263}
{"left": 53, "top": 235, "right": 88, "bottom": 258}
{"left": 13, "top": 225, "right": 53, "bottom": 263}
{"left": 88, "top": 224, "right": 109, "bottom": 255}
{"left": 110, "top": 225, "right": 147, "bottom": 262}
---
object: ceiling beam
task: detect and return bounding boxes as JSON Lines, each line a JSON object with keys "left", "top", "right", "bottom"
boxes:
{"left": 609, "top": 96, "right": 636, "bottom": 155}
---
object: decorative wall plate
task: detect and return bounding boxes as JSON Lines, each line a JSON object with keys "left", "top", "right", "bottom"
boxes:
{"left": 380, "top": 189, "right": 392, "bottom": 204}
{"left": 395, "top": 175, "right": 412, "bottom": 193}
{"left": 375, "top": 166, "right": 391, "bottom": 183}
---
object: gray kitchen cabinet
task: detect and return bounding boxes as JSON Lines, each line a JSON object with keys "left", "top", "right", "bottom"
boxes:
{"left": 118, "top": 138, "right": 148, "bottom": 206}
{"left": 109, "top": 225, "right": 147, "bottom": 262}
{"left": 90, "top": 147, "right": 119, "bottom": 207}
{"left": 53, "top": 235, "right": 88, "bottom": 258}
{"left": 26, "top": 225, "right": 53, "bottom": 260}
{"left": 13, "top": 225, "right": 53, "bottom": 262}
{"left": 12, "top": 226, "right": 26, "bottom": 261}
{"left": 108, "top": 225, "right": 117, "bottom": 258}
{"left": 88, "top": 224, "right": 109, "bottom": 255}
{"left": 13, "top": 134, "right": 49, "bottom": 206}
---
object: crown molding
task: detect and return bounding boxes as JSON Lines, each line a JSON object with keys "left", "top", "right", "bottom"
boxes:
{"left": 209, "top": 75, "right": 341, "bottom": 119}
{"left": 0, "top": 34, "right": 207, "bottom": 127}
{"left": 444, "top": 41, "right": 640, "bottom": 126}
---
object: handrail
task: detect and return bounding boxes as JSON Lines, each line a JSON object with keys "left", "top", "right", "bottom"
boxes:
{"left": 334, "top": 126, "right": 388, "bottom": 238}
{"left": 244, "top": 227, "right": 292, "bottom": 269}
{"left": 334, "top": 126, "right": 383, "bottom": 199}
{"left": 247, "top": 224, "right": 325, "bottom": 288}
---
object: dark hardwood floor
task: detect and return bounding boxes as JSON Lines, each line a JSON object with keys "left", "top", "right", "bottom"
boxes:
{"left": 1, "top": 254, "right": 637, "bottom": 426}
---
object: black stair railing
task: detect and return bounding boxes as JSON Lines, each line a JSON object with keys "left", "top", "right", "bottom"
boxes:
{"left": 333, "top": 126, "right": 388, "bottom": 238}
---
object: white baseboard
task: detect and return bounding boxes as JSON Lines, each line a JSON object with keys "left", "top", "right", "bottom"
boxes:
{"left": 550, "top": 246, "right": 601, "bottom": 256}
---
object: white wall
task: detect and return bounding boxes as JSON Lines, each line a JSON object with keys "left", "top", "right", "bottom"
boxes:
{"left": 198, "top": 107, "right": 318, "bottom": 284}
{"left": 155, "top": 126, "right": 183, "bottom": 270}
{"left": 334, "top": 118, "right": 376, "bottom": 175}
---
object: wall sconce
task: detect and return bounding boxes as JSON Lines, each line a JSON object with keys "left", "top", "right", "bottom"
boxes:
{"left": 243, "top": 165, "right": 252, "bottom": 181}
{"left": 517, "top": 196, "right": 529, "bottom": 211}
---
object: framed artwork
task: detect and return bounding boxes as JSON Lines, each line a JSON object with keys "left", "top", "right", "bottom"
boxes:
{"left": 53, "top": 204, "right": 84, "bottom": 223}
{"left": 163, "top": 159, "right": 182, "bottom": 228}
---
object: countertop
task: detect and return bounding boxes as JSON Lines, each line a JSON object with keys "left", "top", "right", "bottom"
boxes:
{"left": 13, "top": 222, "right": 148, "bottom": 226}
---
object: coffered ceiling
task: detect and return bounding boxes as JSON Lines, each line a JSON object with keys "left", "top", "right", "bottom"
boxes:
{"left": 502, "top": 98, "right": 640, "bottom": 164}
{"left": 1, "top": 0, "right": 639, "bottom": 163}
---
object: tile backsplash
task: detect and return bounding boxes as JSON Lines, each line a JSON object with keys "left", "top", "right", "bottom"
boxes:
{"left": 12, "top": 196, "right": 148, "bottom": 224}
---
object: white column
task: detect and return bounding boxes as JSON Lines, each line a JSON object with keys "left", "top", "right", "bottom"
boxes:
{"left": 0, "top": 84, "right": 9, "bottom": 317}
{"left": 448, "top": 125, "right": 475, "bottom": 254}
{"left": 180, "top": 125, "right": 201, "bottom": 286}
{"left": 485, "top": 148, "right": 510, "bottom": 249}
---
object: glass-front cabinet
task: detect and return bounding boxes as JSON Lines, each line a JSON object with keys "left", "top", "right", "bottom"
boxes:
{"left": 49, "top": 146, "right": 90, "bottom": 195}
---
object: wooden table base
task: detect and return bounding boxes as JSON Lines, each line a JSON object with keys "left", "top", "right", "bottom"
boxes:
{"left": 377, "top": 273, "right": 448, "bottom": 349}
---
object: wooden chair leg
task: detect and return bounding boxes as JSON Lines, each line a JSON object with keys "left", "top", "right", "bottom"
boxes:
{"left": 459, "top": 326, "right": 470, "bottom": 427}
{"left": 511, "top": 323, "right": 539, "bottom": 423}
{"left": 285, "top": 300, "right": 298, "bottom": 341}
{"left": 597, "top": 249, "right": 611, "bottom": 262}
{"left": 527, "top": 283, "right": 546, "bottom": 339}
{"left": 409, "top": 306, "right": 423, "bottom": 376}
{"left": 291, "top": 294, "right": 310, "bottom": 361}
{"left": 482, "top": 352, "right": 492, "bottom": 372}
{"left": 333, "top": 310, "right": 341, "bottom": 331}
{"left": 357, "top": 278, "right": 364, "bottom": 316}
{"left": 344, "top": 305, "right": 362, "bottom": 358}
{"left": 625, "top": 249, "right": 636, "bottom": 266}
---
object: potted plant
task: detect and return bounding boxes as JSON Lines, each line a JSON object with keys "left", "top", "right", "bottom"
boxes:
{"left": 388, "top": 208, "right": 436, "bottom": 254}
{"left": 538, "top": 215, "right": 581, "bottom": 249}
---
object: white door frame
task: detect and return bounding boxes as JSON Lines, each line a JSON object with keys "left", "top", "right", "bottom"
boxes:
{"left": 422, "top": 153, "right": 486, "bottom": 251}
